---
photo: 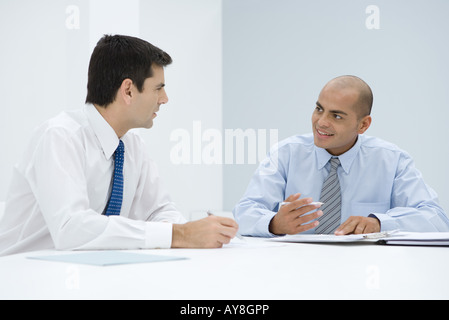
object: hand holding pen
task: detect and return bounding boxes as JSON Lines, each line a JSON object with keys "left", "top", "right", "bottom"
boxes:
{"left": 269, "top": 193, "right": 323, "bottom": 235}
{"left": 207, "top": 211, "right": 245, "bottom": 240}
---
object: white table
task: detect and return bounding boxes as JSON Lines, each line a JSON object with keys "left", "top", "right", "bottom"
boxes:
{"left": 0, "top": 237, "right": 448, "bottom": 300}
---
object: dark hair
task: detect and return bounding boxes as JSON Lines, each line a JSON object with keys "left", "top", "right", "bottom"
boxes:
{"left": 85, "top": 34, "right": 172, "bottom": 107}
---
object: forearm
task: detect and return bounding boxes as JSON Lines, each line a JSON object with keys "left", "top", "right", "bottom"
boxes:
{"left": 49, "top": 211, "right": 173, "bottom": 250}
{"left": 233, "top": 200, "right": 278, "bottom": 237}
{"left": 371, "top": 205, "right": 449, "bottom": 232}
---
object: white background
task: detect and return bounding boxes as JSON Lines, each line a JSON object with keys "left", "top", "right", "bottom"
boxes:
{"left": 0, "top": 0, "right": 223, "bottom": 218}
{"left": 0, "top": 0, "right": 447, "bottom": 218}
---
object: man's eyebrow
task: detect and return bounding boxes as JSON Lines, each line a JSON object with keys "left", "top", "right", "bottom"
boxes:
{"left": 156, "top": 83, "right": 165, "bottom": 88}
{"left": 316, "top": 101, "right": 348, "bottom": 116}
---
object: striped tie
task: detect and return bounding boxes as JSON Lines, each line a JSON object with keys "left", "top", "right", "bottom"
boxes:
{"left": 105, "top": 140, "right": 125, "bottom": 216}
{"left": 315, "top": 157, "right": 341, "bottom": 234}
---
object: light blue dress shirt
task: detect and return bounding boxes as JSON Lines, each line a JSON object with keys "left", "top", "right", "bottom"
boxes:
{"left": 233, "top": 133, "right": 449, "bottom": 237}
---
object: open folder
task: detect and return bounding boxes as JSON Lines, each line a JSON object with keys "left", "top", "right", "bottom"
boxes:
{"left": 270, "top": 231, "right": 449, "bottom": 246}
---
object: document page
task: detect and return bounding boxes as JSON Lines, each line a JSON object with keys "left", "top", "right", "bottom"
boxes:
{"left": 270, "top": 233, "right": 366, "bottom": 243}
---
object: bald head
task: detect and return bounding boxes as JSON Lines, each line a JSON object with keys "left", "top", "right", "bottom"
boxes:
{"left": 322, "top": 75, "right": 373, "bottom": 118}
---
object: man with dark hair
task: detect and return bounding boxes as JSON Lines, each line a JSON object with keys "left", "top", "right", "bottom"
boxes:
{"left": 86, "top": 35, "right": 173, "bottom": 107}
{"left": 0, "top": 35, "right": 237, "bottom": 256}
{"left": 234, "top": 75, "right": 449, "bottom": 236}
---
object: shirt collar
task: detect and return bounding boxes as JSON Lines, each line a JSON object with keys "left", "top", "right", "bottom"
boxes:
{"left": 85, "top": 104, "right": 120, "bottom": 160}
{"left": 315, "top": 135, "right": 363, "bottom": 174}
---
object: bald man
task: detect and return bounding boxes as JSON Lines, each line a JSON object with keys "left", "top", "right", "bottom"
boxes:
{"left": 233, "top": 75, "right": 449, "bottom": 236}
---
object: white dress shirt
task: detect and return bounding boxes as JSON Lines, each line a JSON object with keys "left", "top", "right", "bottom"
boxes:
{"left": 0, "top": 104, "right": 186, "bottom": 256}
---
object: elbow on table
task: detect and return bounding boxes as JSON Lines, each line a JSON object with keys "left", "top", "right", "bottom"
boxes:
{"left": 51, "top": 219, "right": 80, "bottom": 251}
{"left": 50, "top": 213, "right": 102, "bottom": 251}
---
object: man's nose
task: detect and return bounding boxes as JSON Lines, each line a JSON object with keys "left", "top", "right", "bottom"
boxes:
{"left": 159, "top": 88, "right": 169, "bottom": 104}
{"left": 317, "top": 113, "right": 330, "bottom": 127}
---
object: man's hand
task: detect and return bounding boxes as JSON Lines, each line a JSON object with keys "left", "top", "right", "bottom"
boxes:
{"left": 335, "top": 216, "right": 380, "bottom": 235}
{"left": 269, "top": 193, "right": 323, "bottom": 235}
{"left": 171, "top": 215, "right": 239, "bottom": 248}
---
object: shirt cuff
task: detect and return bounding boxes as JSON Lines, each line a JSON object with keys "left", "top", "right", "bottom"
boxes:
{"left": 369, "top": 213, "right": 399, "bottom": 231}
{"left": 144, "top": 222, "right": 173, "bottom": 249}
{"left": 255, "top": 210, "right": 279, "bottom": 237}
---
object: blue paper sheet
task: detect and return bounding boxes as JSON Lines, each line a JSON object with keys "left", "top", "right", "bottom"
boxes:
{"left": 28, "top": 251, "right": 187, "bottom": 266}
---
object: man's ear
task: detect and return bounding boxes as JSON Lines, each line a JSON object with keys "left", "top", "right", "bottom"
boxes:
{"left": 118, "top": 78, "right": 134, "bottom": 105}
{"left": 358, "top": 115, "right": 372, "bottom": 134}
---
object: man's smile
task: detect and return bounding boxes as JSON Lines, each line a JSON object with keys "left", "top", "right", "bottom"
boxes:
{"left": 316, "top": 128, "right": 335, "bottom": 137}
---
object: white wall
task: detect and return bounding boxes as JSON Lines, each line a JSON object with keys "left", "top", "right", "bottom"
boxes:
{"left": 137, "top": 0, "right": 223, "bottom": 216}
{"left": 0, "top": 0, "right": 223, "bottom": 218}
{"left": 222, "top": 0, "right": 449, "bottom": 214}
{"left": 1, "top": 0, "right": 448, "bottom": 219}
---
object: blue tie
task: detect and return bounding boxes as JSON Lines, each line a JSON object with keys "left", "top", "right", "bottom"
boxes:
{"left": 105, "top": 140, "right": 125, "bottom": 216}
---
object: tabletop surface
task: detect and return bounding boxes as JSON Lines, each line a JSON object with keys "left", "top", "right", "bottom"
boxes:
{"left": 1, "top": 236, "right": 448, "bottom": 300}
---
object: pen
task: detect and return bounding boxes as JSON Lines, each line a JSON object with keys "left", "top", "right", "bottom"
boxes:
{"left": 207, "top": 210, "right": 245, "bottom": 240}
{"left": 280, "top": 201, "right": 324, "bottom": 208}
{"left": 363, "top": 229, "right": 400, "bottom": 239}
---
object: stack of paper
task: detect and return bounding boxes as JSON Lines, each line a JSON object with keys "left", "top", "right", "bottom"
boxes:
{"left": 376, "top": 232, "right": 449, "bottom": 246}
{"left": 270, "top": 232, "right": 449, "bottom": 246}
